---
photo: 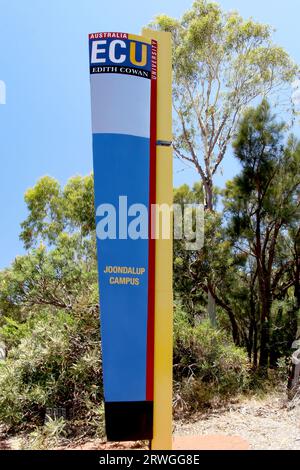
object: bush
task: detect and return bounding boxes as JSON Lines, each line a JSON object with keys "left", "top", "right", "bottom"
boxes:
{"left": 173, "top": 302, "right": 250, "bottom": 412}
{"left": 20, "top": 417, "right": 68, "bottom": 450}
{"left": 0, "top": 307, "right": 103, "bottom": 433}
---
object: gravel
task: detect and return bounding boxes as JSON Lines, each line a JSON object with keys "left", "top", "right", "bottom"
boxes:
{"left": 174, "top": 391, "right": 300, "bottom": 450}
{"left": 1, "top": 391, "right": 299, "bottom": 450}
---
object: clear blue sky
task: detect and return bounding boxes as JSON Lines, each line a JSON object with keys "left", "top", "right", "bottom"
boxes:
{"left": 0, "top": 0, "right": 299, "bottom": 268}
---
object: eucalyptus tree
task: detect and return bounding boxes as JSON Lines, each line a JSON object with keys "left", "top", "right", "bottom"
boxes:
{"left": 152, "top": 0, "right": 299, "bottom": 322}
{"left": 224, "top": 100, "right": 300, "bottom": 369}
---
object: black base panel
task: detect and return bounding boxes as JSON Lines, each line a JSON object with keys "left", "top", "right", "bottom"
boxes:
{"left": 105, "top": 401, "right": 153, "bottom": 441}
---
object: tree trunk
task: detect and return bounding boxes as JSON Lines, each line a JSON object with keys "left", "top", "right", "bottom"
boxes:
{"left": 207, "top": 283, "right": 240, "bottom": 344}
{"left": 205, "top": 183, "right": 214, "bottom": 213}
{"left": 253, "top": 322, "right": 258, "bottom": 369}
{"left": 254, "top": 206, "right": 272, "bottom": 370}
{"left": 205, "top": 182, "right": 217, "bottom": 326}
{"left": 207, "top": 290, "right": 217, "bottom": 328}
{"left": 248, "top": 320, "right": 254, "bottom": 363}
{"left": 259, "top": 288, "right": 271, "bottom": 369}
{"left": 259, "top": 318, "right": 270, "bottom": 369}
{"left": 294, "top": 242, "right": 300, "bottom": 311}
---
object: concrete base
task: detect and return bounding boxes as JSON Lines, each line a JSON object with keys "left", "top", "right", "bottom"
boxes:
{"left": 173, "top": 435, "right": 250, "bottom": 450}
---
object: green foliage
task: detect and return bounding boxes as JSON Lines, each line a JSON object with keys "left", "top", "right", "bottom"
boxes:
{"left": 276, "top": 357, "right": 290, "bottom": 382}
{"left": 0, "top": 308, "right": 102, "bottom": 430}
{"left": 0, "top": 102, "right": 298, "bottom": 437}
{"left": 173, "top": 188, "right": 246, "bottom": 344}
{"left": 0, "top": 174, "right": 104, "bottom": 437}
{"left": 20, "top": 417, "right": 67, "bottom": 450}
{"left": 0, "top": 234, "right": 98, "bottom": 322}
{"left": 173, "top": 302, "right": 250, "bottom": 411}
{"left": 0, "top": 317, "right": 30, "bottom": 349}
{"left": 270, "top": 298, "right": 300, "bottom": 364}
{"left": 20, "top": 176, "right": 64, "bottom": 249}
{"left": 155, "top": 0, "right": 299, "bottom": 331}
{"left": 151, "top": 0, "right": 298, "bottom": 210}
{"left": 224, "top": 100, "right": 300, "bottom": 367}
{"left": 20, "top": 175, "right": 95, "bottom": 249}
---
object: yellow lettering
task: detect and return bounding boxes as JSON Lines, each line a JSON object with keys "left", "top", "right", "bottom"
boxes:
{"left": 130, "top": 42, "right": 147, "bottom": 67}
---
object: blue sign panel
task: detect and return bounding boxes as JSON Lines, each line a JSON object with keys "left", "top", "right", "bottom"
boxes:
{"left": 89, "top": 32, "right": 157, "bottom": 441}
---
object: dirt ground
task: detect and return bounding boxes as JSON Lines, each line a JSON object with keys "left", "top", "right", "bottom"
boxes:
{"left": 174, "top": 391, "right": 300, "bottom": 450}
{"left": 1, "top": 390, "right": 300, "bottom": 450}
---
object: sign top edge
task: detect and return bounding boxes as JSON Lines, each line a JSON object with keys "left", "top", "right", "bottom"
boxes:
{"left": 88, "top": 32, "right": 152, "bottom": 44}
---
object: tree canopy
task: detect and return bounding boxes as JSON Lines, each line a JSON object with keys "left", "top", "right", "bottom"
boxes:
{"left": 152, "top": 0, "right": 298, "bottom": 210}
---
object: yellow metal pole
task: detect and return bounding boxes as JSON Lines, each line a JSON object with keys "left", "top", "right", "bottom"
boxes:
{"left": 142, "top": 28, "right": 173, "bottom": 450}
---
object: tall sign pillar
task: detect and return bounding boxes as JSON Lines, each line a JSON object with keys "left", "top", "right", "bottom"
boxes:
{"left": 89, "top": 30, "right": 173, "bottom": 448}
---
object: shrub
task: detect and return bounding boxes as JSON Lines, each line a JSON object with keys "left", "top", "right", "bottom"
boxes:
{"left": 173, "top": 302, "right": 250, "bottom": 412}
{"left": 20, "top": 417, "right": 67, "bottom": 450}
{"left": 0, "top": 308, "right": 103, "bottom": 433}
